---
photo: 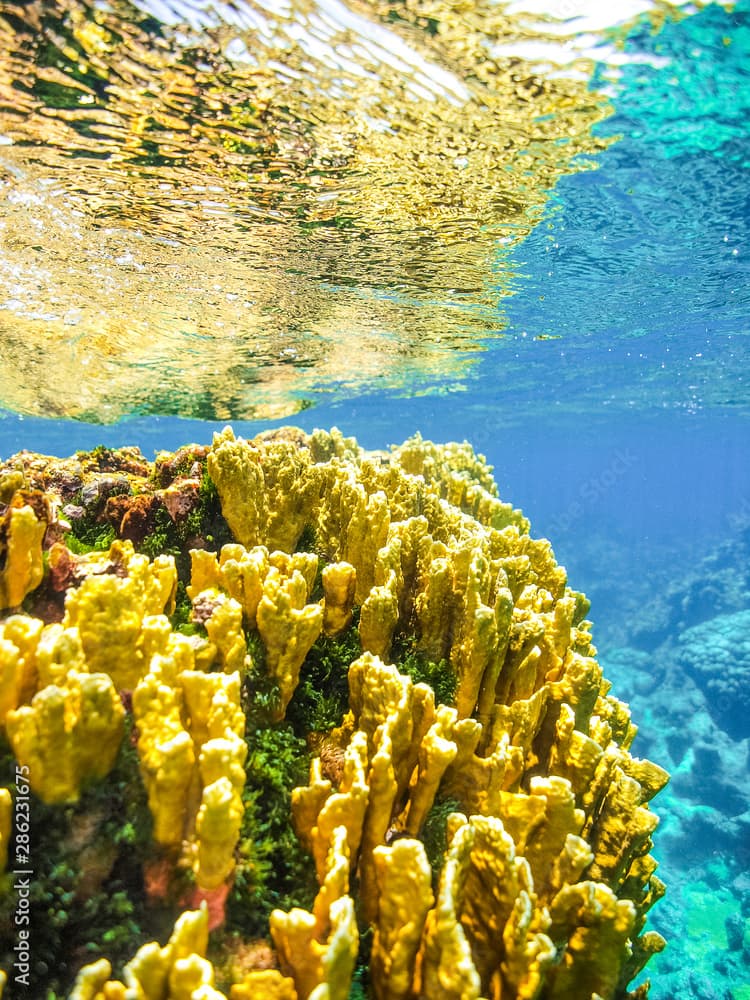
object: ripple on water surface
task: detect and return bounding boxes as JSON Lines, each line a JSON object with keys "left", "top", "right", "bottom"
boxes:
{"left": 0, "top": 0, "right": 673, "bottom": 421}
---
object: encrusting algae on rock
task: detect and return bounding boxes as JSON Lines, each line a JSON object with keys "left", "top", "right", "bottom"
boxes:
{"left": 0, "top": 428, "right": 669, "bottom": 998}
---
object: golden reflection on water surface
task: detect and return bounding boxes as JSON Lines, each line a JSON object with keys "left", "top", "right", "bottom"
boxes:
{"left": 0, "top": 0, "right": 615, "bottom": 421}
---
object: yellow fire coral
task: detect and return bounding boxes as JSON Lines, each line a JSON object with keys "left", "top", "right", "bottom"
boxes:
{"left": 70, "top": 907, "right": 303, "bottom": 1000}
{"left": 292, "top": 732, "right": 370, "bottom": 885}
{"left": 0, "top": 543, "right": 183, "bottom": 804}
{"left": 206, "top": 428, "right": 268, "bottom": 549}
{"left": 321, "top": 562, "right": 357, "bottom": 637}
{"left": 63, "top": 540, "right": 177, "bottom": 690}
{"left": 132, "top": 661, "right": 197, "bottom": 847}
{"left": 0, "top": 615, "right": 42, "bottom": 726}
{"left": 202, "top": 592, "right": 248, "bottom": 676}
{"left": 271, "top": 825, "right": 359, "bottom": 1000}
{"left": 257, "top": 566, "right": 323, "bottom": 720}
{"left": 229, "top": 971, "right": 298, "bottom": 1000}
{"left": 0, "top": 495, "right": 47, "bottom": 610}
{"left": 0, "top": 788, "right": 11, "bottom": 875}
{"left": 289, "top": 640, "right": 663, "bottom": 997}
{"left": 189, "top": 672, "right": 248, "bottom": 888}
{"left": 5, "top": 669, "right": 125, "bottom": 804}
{"left": 188, "top": 542, "right": 322, "bottom": 708}
{"left": 132, "top": 652, "right": 247, "bottom": 888}
{"left": 370, "top": 838, "right": 434, "bottom": 1000}
{"left": 188, "top": 544, "right": 270, "bottom": 628}
{"left": 0, "top": 429, "right": 667, "bottom": 999}
{"left": 69, "top": 904, "right": 217, "bottom": 999}
{"left": 205, "top": 427, "right": 665, "bottom": 998}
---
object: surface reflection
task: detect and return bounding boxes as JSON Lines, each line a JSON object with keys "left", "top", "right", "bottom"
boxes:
{"left": 0, "top": 0, "right": 620, "bottom": 420}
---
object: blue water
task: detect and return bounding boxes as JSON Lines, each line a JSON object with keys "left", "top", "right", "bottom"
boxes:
{"left": 1, "top": 2, "right": 749, "bottom": 997}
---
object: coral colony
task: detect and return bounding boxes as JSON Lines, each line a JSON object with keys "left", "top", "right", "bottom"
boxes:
{"left": 0, "top": 428, "right": 668, "bottom": 998}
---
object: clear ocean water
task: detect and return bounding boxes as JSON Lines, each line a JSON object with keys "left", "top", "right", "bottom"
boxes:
{"left": 1, "top": 1, "right": 748, "bottom": 997}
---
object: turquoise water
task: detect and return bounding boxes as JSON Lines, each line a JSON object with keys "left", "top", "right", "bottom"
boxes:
{"left": 1, "top": 1, "right": 749, "bottom": 997}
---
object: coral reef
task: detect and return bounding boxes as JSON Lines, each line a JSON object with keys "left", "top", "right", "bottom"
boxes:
{"left": 599, "top": 632, "right": 750, "bottom": 1000}
{"left": 0, "top": 428, "right": 668, "bottom": 998}
{"left": 596, "top": 517, "right": 750, "bottom": 999}
{"left": 594, "top": 515, "right": 750, "bottom": 654}
{"left": 676, "top": 609, "right": 750, "bottom": 741}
